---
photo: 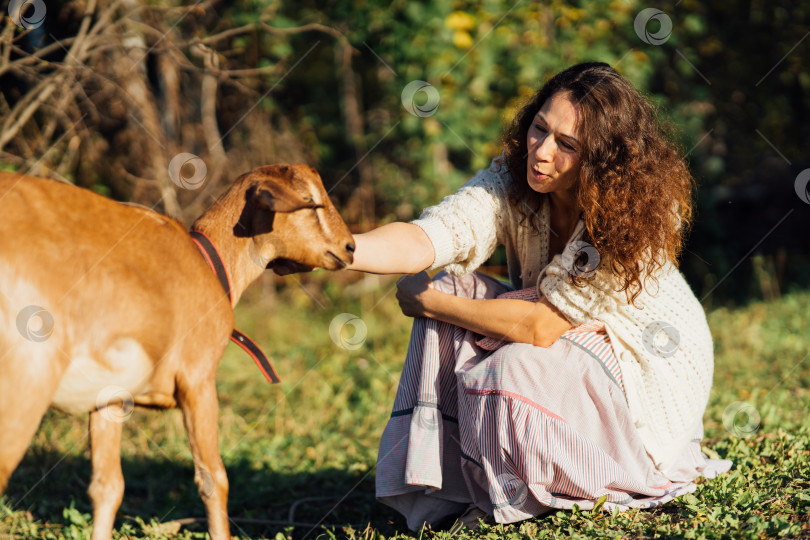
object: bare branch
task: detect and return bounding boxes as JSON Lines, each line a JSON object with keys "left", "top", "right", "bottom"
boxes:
{"left": 195, "top": 20, "right": 354, "bottom": 52}
{"left": 0, "top": 20, "right": 15, "bottom": 73}
{"left": 0, "top": 38, "right": 78, "bottom": 79}
{"left": 0, "top": 0, "right": 355, "bottom": 224}
{"left": 191, "top": 42, "right": 226, "bottom": 186}
{"left": 0, "top": 0, "right": 99, "bottom": 151}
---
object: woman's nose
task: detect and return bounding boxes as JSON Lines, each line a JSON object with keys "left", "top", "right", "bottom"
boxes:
{"left": 533, "top": 134, "right": 555, "bottom": 162}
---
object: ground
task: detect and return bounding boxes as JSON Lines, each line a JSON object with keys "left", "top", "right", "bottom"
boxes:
{"left": 1, "top": 275, "right": 809, "bottom": 539}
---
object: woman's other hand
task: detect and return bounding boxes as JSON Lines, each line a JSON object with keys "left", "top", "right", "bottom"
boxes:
{"left": 396, "top": 271, "right": 438, "bottom": 317}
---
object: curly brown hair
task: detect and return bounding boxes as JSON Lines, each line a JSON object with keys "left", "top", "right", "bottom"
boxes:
{"left": 502, "top": 62, "right": 695, "bottom": 304}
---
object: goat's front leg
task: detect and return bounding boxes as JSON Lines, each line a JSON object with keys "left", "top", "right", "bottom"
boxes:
{"left": 88, "top": 406, "right": 125, "bottom": 540}
{"left": 178, "top": 378, "right": 230, "bottom": 540}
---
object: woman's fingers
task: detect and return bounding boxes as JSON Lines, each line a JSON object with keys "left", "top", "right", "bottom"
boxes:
{"left": 397, "top": 271, "right": 430, "bottom": 292}
{"left": 396, "top": 271, "right": 434, "bottom": 317}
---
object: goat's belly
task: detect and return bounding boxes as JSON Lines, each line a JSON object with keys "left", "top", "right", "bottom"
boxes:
{"left": 52, "top": 337, "right": 154, "bottom": 414}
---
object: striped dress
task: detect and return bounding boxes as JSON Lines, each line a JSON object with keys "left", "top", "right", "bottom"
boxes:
{"left": 376, "top": 271, "right": 730, "bottom": 530}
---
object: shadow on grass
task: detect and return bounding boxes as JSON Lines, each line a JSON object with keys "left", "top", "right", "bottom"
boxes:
{"left": 4, "top": 449, "right": 408, "bottom": 538}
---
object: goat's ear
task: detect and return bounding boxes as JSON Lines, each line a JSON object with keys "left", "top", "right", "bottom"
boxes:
{"left": 255, "top": 183, "right": 319, "bottom": 213}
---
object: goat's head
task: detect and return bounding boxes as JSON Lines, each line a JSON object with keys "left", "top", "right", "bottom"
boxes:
{"left": 229, "top": 164, "right": 355, "bottom": 275}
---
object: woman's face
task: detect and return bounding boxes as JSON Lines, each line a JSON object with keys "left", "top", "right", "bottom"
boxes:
{"left": 525, "top": 92, "right": 582, "bottom": 196}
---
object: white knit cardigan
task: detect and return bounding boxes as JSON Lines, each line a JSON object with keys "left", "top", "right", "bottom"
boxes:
{"left": 411, "top": 156, "right": 714, "bottom": 474}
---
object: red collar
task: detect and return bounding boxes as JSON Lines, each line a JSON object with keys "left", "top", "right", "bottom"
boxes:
{"left": 190, "top": 229, "right": 280, "bottom": 385}
{"left": 190, "top": 230, "right": 233, "bottom": 303}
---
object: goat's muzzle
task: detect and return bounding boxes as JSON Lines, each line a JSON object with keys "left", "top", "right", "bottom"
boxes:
{"left": 270, "top": 242, "right": 354, "bottom": 276}
{"left": 326, "top": 249, "right": 351, "bottom": 269}
{"left": 327, "top": 240, "right": 355, "bottom": 269}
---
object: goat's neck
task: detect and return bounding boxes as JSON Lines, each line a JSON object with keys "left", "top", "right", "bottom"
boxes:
{"left": 193, "top": 214, "right": 264, "bottom": 308}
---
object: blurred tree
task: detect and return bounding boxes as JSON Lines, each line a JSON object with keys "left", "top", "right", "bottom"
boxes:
{"left": 635, "top": 0, "right": 810, "bottom": 305}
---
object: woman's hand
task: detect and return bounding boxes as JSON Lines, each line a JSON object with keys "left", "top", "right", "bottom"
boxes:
{"left": 396, "top": 271, "right": 438, "bottom": 318}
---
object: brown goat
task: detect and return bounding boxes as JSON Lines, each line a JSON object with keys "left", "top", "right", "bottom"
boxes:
{"left": 0, "top": 164, "right": 355, "bottom": 539}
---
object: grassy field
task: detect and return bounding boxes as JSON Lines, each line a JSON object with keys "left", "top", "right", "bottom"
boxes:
{"left": 1, "top": 273, "right": 809, "bottom": 539}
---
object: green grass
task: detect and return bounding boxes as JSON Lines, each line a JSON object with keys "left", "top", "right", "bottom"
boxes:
{"left": 1, "top": 275, "right": 809, "bottom": 539}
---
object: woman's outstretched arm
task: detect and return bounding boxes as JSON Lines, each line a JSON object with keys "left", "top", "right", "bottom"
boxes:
{"left": 347, "top": 222, "right": 435, "bottom": 275}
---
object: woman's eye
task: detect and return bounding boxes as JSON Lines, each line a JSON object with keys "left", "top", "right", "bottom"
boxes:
{"left": 534, "top": 124, "right": 546, "bottom": 133}
{"left": 561, "top": 140, "right": 575, "bottom": 151}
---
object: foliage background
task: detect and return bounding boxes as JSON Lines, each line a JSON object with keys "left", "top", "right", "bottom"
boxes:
{"left": 1, "top": 0, "right": 810, "bottom": 538}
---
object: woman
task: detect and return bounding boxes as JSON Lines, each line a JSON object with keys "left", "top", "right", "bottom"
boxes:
{"left": 347, "top": 62, "right": 730, "bottom": 530}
